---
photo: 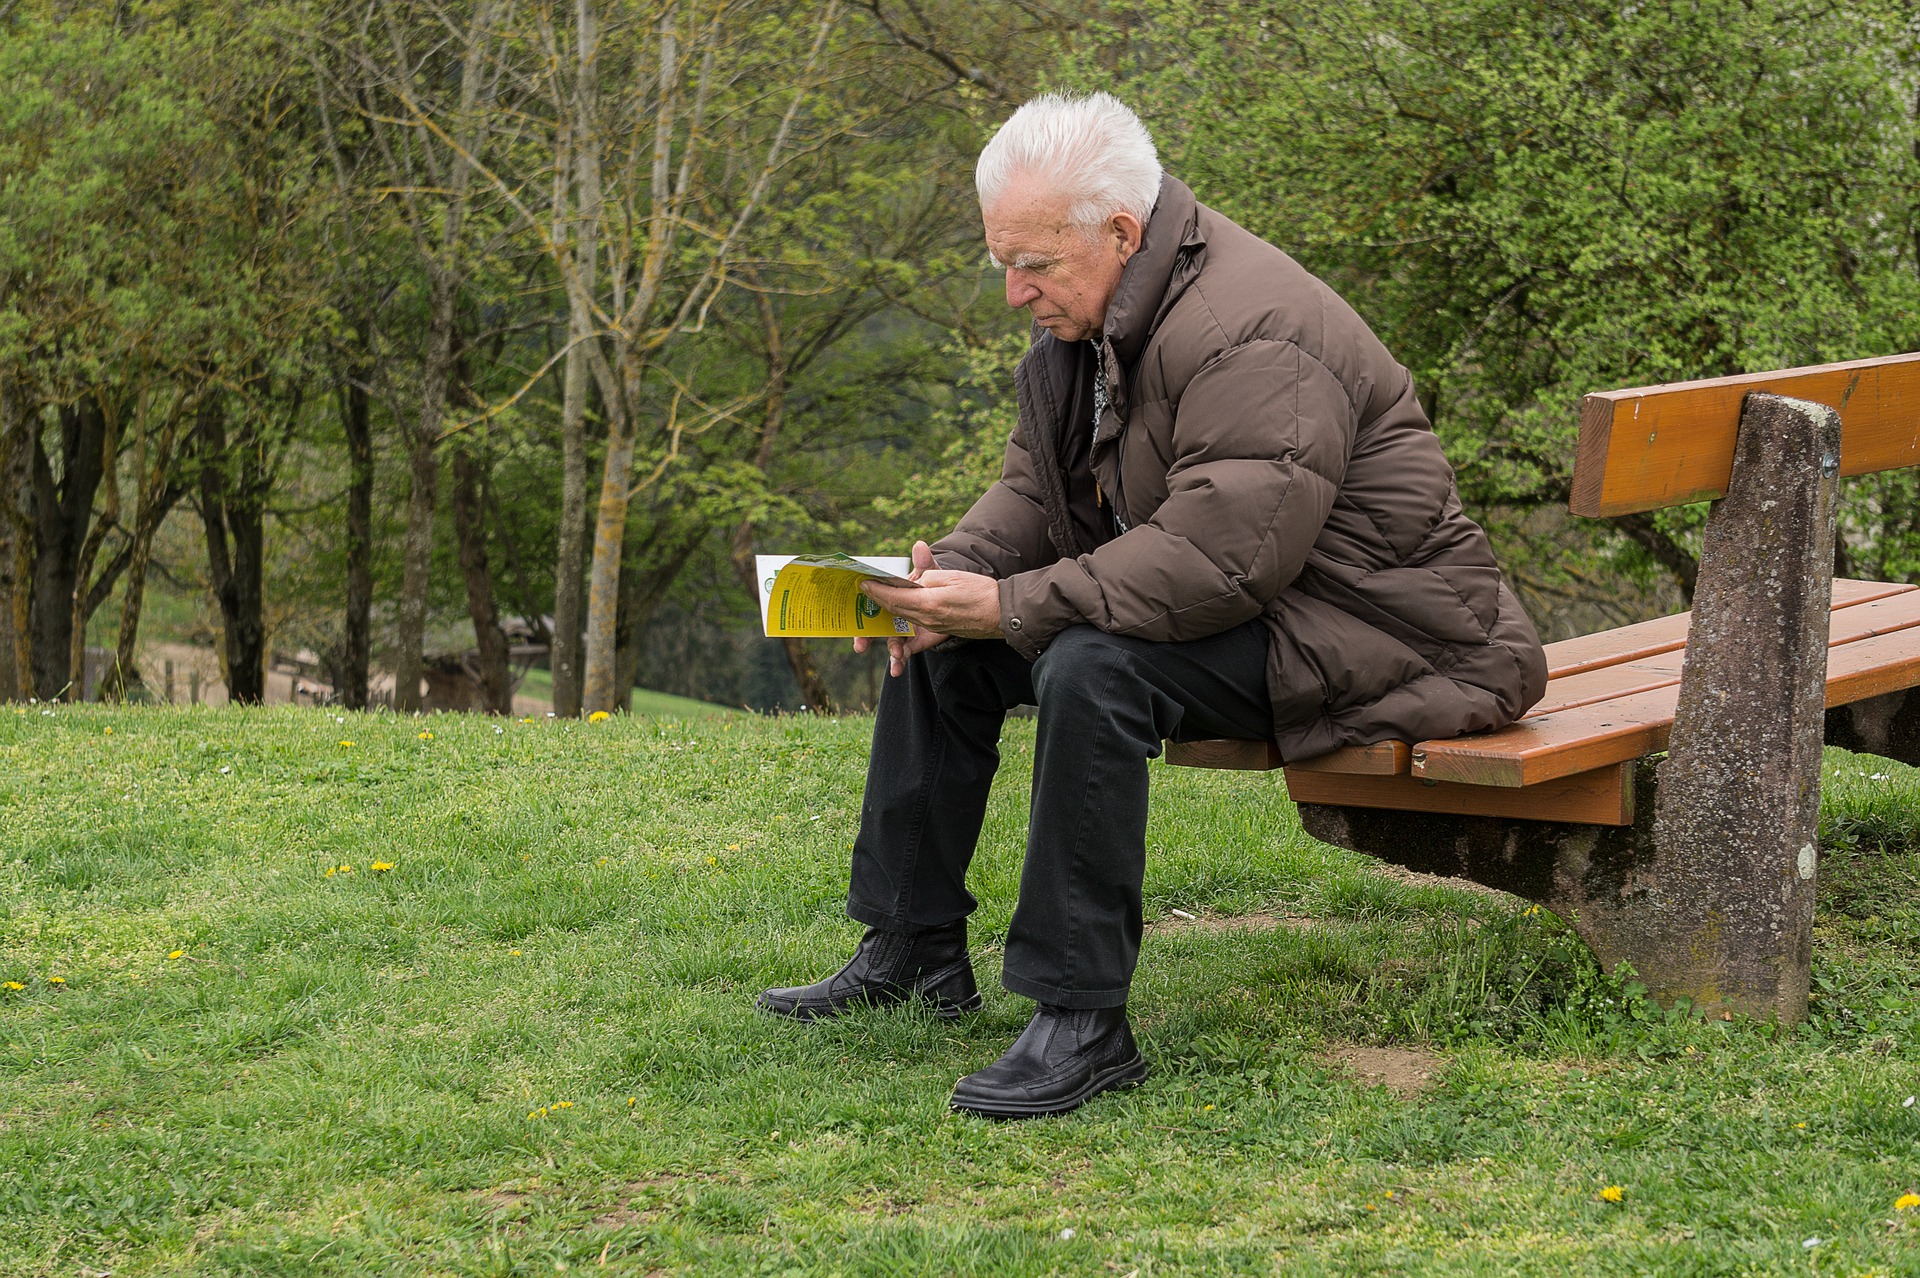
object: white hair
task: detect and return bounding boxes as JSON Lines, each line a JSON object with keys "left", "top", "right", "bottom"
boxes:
{"left": 975, "top": 92, "right": 1162, "bottom": 235}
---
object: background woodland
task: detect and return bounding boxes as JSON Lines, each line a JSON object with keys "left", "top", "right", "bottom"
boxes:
{"left": 5, "top": 0, "right": 1919, "bottom": 716}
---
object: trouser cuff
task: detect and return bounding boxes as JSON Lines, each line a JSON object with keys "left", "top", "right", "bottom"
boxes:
{"left": 1000, "top": 970, "right": 1129, "bottom": 1010}
{"left": 847, "top": 898, "right": 968, "bottom": 934}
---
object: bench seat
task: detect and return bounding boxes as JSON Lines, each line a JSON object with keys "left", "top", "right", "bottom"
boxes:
{"left": 1167, "top": 577, "right": 1920, "bottom": 825}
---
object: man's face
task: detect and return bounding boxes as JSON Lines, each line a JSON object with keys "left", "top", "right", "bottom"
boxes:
{"left": 983, "top": 179, "right": 1143, "bottom": 343}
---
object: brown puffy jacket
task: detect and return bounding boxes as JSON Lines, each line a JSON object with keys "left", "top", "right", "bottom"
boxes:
{"left": 933, "top": 176, "right": 1547, "bottom": 761}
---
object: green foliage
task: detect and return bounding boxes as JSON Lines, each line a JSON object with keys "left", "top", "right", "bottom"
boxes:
{"left": 4, "top": 706, "right": 1920, "bottom": 1273}
{"left": 874, "top": 333, "right": 1028, "bottom": 549}
{"left": 1090, "top": 0, "right": 1920, "bottom": 609}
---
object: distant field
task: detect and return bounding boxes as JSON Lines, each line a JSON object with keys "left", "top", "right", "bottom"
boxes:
{"left": 515, "top": 666, "right": 734, "bottom": 718}
{"left": 2, "top": 705, "right": 1918, "bottom": 1275}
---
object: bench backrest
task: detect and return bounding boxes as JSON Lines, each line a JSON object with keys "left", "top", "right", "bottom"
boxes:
{"left": 1571, "top": 352, "right": 1920, "bottom": 517}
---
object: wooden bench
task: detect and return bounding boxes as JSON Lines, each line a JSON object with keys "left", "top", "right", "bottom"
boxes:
{"left": 1169, "top": 353, "right": 1920, "bottom": 1022}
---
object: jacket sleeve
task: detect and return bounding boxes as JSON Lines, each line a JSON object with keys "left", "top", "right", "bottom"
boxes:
{"left": 930, "top": 420, "right": 1057, "bottom": 579}
{"left": 1001, "top": 338, "right": 1352, "bottom": 658}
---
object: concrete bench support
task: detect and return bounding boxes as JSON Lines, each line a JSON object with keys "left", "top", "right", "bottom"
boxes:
{"left": 1646, "top": 392, "right": 1840, "bottom": 1020}
{"left": 1304, "top": 393, "right": 1849, "bottom": 1021}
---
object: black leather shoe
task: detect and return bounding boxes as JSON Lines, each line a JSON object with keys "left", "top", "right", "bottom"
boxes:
{"left": 756, "top": 920, "right": 982, "bottom": 1021}
{"left": 949, "top": 1003, "right": 1146, "bottom": 1119}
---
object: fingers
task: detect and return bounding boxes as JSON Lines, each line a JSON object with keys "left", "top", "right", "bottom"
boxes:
{"left": 909, "top": 540, "right": 936, "bottom": 581}
{"left": 853, "top": 636, "right": 870, "bottom": 655}
{"left": 887, "top": 635, "right": 909, "bottom": 677}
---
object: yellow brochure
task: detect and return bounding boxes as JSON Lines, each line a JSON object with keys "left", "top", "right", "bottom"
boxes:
{"left": 755, "top": 554, "right": 918, "bottom": 638}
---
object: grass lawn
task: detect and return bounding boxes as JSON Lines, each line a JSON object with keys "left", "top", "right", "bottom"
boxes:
{"left": 2, "top": 704, "right": 1918, "bottom": 1276}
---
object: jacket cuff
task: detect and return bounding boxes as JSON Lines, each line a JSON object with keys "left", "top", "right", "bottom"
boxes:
{"left": 999, "top": 576, "right": 1049, "bottom": 661}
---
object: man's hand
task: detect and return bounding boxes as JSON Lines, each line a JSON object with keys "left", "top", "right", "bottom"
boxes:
{"left": 852, "top": 541, "right": 1004, "bottom": 677}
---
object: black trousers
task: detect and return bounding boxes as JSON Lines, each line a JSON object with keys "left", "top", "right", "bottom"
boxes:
{"left": 846, "top": 622, "right": 1273, "bottom": 1008}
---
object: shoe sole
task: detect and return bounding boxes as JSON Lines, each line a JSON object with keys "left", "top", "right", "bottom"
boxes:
{"left": 757, "top": 989, "right": 985, "bottom": 1022}
{"left": 948, "top": 1049, "right": 1148, "bottom": 1120}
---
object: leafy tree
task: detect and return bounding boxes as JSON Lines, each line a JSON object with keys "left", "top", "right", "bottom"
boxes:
{"left": 1086, "top": 0, "right": 1920, "bottom": 623}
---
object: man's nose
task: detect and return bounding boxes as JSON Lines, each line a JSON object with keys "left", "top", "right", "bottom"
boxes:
{"left": 1004, "top": 270, "right": 1040, "bottom": 309}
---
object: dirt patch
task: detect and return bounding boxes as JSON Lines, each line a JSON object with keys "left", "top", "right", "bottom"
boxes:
{"left": 481, "top": 1187, "right": 534, "bottom": 1208}
{"left": 1365, "top": 861, "right": 1518, "bottom": 903}
{"left": 1146, "top": 908, "right": 1316, "bottom": 934}
{"left": 1323, "top": 1043, "right": 1446, "bottom": 1098}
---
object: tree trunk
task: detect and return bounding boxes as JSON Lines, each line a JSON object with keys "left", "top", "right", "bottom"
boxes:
{"left": 549, "top": 2, "right": 600, "bottom": 720}
{"left": 198, "top": 397, "right": 269, "bottom": 705}
{"left": 98, "top": 482, "right": 184, "bottom": 704}
{"left": 341, "top": 374, "right": 374, "bottom": 709}
{"left": 100, "top": 402, "right": 186, "bottom": 704}
{"left": 550, "top": 331, "right": 591, "bottom": 717}
{"left": 580, "top": 385, "right": 637, "bottom": 714}
{"left": 98, "top": 510, "right": 156, "bottom": 704}
{"left": 222, "top": 496, "right": 268, "bottom": 705}
{"left": 450, "top": 441, "right": 512, "bottom": 714}
{"left": 782, "top": 638, "right": 836, "bottom": 713}
{"left": 392, "top": 273, "right": 457, "bottom": 714}
{"left": 612, "top": 538, "right": 644, "bottom": 715}
{"left": 28, "top": 399, "right": 110, "bottom": 699}
{"left": 65, "top": 510, "right": 115, "bottom": 697}
{"left": 0, "top": 378, "right": 32, "bottom": 701}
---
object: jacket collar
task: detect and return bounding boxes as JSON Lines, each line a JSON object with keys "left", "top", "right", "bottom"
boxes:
{"left": 1103, "top": 175, "right": 1204, "bottom": 374}
{"left": 1093, "top": 175, "right": 1204, "bottom": 433}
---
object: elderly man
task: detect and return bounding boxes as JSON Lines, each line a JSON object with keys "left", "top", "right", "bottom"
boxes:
{"left": 759, "top": 93, "right": 1546, "bottom": 1118}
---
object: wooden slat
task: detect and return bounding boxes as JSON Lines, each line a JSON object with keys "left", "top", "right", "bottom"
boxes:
{"left": 1282, "top": 741, "right": 1411, "bottom": 776}
{"left": 1164, "top": 738, "right": 1283, "bottom": 770}
{"left": 1416, "top": 586, "right": 1920, "bottom": 787}
{"left": 1165, "top": 581, "right": 1920, "bottom": 782}
{"left": 1824, "top": 628, "right": 1920, "bottom": 707}
{"left": 1571, "top": 352, "right": 1920, "bottom": 517}
{"left": 1284, "top": 761, "right": 1635, "bottom": 826}
{"left": 1542, "top": 579, "right": 1913, "bottom": 679}
{"left": 1528, "top": 653, "right": 1686, "bottom": 717}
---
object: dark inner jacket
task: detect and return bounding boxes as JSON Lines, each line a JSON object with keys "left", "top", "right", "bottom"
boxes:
{"left": 933, "top": 175, "right": 1547, "bottom": 762}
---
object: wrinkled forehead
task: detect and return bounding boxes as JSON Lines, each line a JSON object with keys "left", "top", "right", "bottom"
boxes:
{"left": 982, "top": 181, "right": 1084, "bottom": 268}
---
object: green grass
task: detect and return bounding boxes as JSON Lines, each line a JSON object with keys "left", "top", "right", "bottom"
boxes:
{"left": 513, "top": 666, "right": 732, "bottom": 717}
{"left": 2, "top": 705, "right": 1918, "bottom": 1276}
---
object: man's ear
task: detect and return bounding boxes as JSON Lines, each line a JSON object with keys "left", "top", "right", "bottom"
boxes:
{"left": 1111, "top": 211, "right": 1145, "bottom": 264}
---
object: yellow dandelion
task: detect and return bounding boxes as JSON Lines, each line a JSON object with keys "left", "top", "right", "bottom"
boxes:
{"left": 1203, "top": 1104, "right": 1215, "bottom": 1112}
{"left": 597, "top": 857, "right": 608, "bottom": 865}
{"left": 706, "top": 856, "right": 718, "bottom": 866}
{"left": 726, "top": 843, "right": 741, "bottom": 852}
{"left": 509, "top": 949, "right": 522, "bottom": 956}
{"left": 47, "top": 976, "right": 65, "bottom": 985}
{"left": 167, "top": 950, "right": 185, "bottom": 960}
{"left": 1794, "top": 1122, "right": 1807, "bottom": 1129}
{"left": 340, "top": 740, "right": 354, "bottom": 748}
{"left": 3, "top": 981, "right": 24, "bottom": 992}
{"left": 103, "top": 726, "right": 113, "bottom": 736}
{"left": 628, "top": 1097, "right": 636, "bottom": 1107}
{"left": 519, "top": 717, "right": 533, "bottom": 724}
{"left": 324, "top": 868, "right": 336, "bottom": 878}
{"left": 418, "top": 730, "right": 433, "bottom": 740}
{"left": 371, "top": 861, "right": 393, "bottom": 872}
{"left": 1598, "top": 1185, "right": 1624, "bottom": 1203}
{"left": 1896, "top": 1193, "right": 1920, "bottom": 1212}
{"left": 338, "top": 864, "right": 354, "bottom": 874}
{"left": 588, "top": 710, "right": 610, "bottom": 723}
